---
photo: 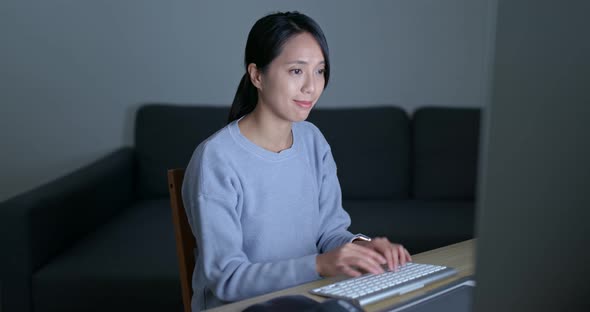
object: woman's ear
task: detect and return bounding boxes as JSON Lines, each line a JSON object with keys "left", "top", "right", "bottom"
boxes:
{"left": 247, "top": 63, "right": 263, "bottom": 90}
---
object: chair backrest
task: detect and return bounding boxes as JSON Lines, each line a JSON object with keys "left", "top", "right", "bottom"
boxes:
{"left": 167, "top": 168, "right": 196, "bottom": 312}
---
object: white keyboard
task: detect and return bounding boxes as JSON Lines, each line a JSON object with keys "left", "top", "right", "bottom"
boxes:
{"left": 310, "top": 263, "right": 457, "bottom": 306}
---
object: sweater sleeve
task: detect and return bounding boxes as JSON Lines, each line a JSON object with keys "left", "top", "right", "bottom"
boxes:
{"left": 182, "top": 148, "right": 320, "bottom": 302}
{"left": 316, "top": 149, "right": 356, "bottom": 253}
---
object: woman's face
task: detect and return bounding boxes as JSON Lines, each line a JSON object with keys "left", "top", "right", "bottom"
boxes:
{"left": 252, "top": 32, "right": 326, "bottom": 123}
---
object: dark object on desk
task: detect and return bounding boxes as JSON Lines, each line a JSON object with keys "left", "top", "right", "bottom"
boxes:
{"left": 309, "top": 298, "right": 364, "bottom": 312}
{"left": 0, "top": 105, "right": 479, "bottom": 312}
{"left": 383, "top": 277, "right": 475, "bottom": 312}
{"left": 242, "top": 295, "right": 318, "bottom": 312}
{"left": 243, "top": 295, "right": 364, "bottom": 312}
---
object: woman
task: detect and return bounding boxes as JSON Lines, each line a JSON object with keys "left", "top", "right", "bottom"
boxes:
{"left": 182, "top": 11, "right": 411, "bottom": 310}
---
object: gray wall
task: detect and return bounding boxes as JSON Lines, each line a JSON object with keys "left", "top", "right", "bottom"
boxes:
{"left": 0, "top": 0, "right": 494, "bottom": 201}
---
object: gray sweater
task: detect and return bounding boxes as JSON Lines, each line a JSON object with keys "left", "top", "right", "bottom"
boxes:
{"left": 182, "top": 119, "right": 355, "bottom": 310}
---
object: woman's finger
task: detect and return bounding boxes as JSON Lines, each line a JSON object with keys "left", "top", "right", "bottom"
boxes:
{"left": 341, "top": 264, "right": 362, "bottom": 278}
{"left": 383, "top": 245, "right": 394, "bottom": 271}
{"left": 390, "top": 245, "right": 400, "bottom": 271}
{"left": 340, "top": 244, "right": 383, "bottom": 274}
{"left": 349, "top": 256, "right": 382, "bottom": 275}
{"left": 349, "top": 243, "right": 387, "bottom": 265}
{"left": 371, "top": 238, "right": 393, "bottom": 270}
{"left": 348, "top": 247, "right": 386, "bottom": 275}
{"left": 397, "top": 245, "right": 407, "bottom": 266}
{"left": 384, "top": 246, "right": 394, "bottom": 272}
{"left": 404, "top": 247, "right": 412, "bottom": 262}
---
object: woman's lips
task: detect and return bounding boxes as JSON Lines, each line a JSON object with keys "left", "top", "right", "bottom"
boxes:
{"left": 294, "top": 100, "right": 313, "bottom": 108}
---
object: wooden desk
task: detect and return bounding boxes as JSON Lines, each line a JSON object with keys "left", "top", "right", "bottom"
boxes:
{"left": 206, "top": 239, "right": 475, "bottom": 312}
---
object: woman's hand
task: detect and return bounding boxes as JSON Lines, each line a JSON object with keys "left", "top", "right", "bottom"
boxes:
{"left": 316, "top": 243, "right": 388, "bottom": 277}
{"left": 353, "top": 237, "right": 412, "bottom": 272}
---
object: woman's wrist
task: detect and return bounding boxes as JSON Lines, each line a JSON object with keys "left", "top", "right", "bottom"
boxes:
{"left": 351, "top": 239, "right": 372, "bottom": 248}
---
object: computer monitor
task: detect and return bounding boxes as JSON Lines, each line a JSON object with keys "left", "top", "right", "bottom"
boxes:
{"left": 473, "top": 1, "right": 589, "bottom": 311}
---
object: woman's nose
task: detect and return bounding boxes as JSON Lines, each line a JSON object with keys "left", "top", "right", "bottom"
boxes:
{"left": 301, "top": 74, "right": 316, "bottom": 94}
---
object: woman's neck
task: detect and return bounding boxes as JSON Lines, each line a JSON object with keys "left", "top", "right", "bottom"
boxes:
{"left": 238, "top": 107, "right": 293, "bottom": 153}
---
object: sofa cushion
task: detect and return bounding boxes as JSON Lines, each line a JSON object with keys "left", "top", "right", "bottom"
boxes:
{"left": 135, "top": 104, "right": 228, "bottom": 199}
{"left": 32, "top": 199, "right": 182, "bottom": 312}
{"left": 412, "top": 107, "right": 481, "bottom": 200}
{"left": 307, "top": 107, "right": 411, "bottom": 200}
{"left": 343, "top": 199, "right": 475, "bottom": 253}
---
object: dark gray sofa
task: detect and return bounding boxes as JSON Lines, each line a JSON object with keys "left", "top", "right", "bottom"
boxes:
{"left": 0, "top": 104, "right": 480, "bottom": 312}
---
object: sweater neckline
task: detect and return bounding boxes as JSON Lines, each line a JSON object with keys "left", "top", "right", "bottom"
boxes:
{"left": 229, "top": 117, "right": 299, "bottom": 161}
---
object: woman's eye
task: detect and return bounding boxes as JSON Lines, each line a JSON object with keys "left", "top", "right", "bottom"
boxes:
{"left": 290, "top": 69, "right": 302, "bottom": 75}
{"left": 318, "top": 68, "right": 325, "bottom": 75}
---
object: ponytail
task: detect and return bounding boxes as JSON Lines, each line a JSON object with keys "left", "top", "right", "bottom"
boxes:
{"left": 228, "top": 73, "right": 258, "bottom": 124}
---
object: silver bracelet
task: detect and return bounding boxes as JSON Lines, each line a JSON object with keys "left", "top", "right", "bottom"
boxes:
{"left": 350, "top": 233, "right": 372, "bottom": 243}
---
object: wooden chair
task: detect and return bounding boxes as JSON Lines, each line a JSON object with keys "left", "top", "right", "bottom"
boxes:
{"left": 167, "top": 168, "right": 196, "bottom": 312}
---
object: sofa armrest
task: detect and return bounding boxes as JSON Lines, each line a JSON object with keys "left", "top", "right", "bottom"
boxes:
{"left": 0, "top": 147, "right": 135, "bottom": 312}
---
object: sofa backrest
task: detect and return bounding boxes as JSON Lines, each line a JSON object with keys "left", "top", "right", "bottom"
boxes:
{"left": 307, "top": 107, "right": 410, "bottom": 200}
{"left": 135, "top": 104, "right": 228, "bottom": 199}
{"left": 135, "top": 104, "right": 479, "bottom": 200}
{"left": 135, "top": 104, "right": 412, "bottom": 200}
{"left": 412, "top": 107, "right": 481, "bottom": 200}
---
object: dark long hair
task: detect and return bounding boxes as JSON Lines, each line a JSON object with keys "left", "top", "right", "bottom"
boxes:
{"left": 227, "top": 11, "right": 331, "bottom": 124}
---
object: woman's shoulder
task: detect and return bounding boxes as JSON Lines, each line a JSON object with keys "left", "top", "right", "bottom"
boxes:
{"left": 294, "top": 121, "right": 336, "bottom": 172}
{"left": 183, "top": 124, "right": 240, "bottom": 186}
{"left": 191, "top": 124, "right": 235, "bottom": 161}
{"left": 296, "top": 120, "right": 328, "bottom": 142}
